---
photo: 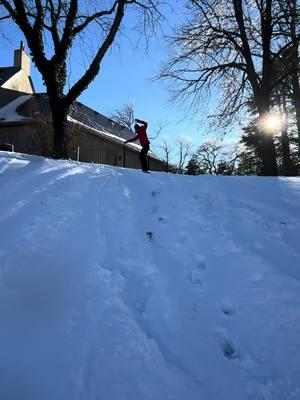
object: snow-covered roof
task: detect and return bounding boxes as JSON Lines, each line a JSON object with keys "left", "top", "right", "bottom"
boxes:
{"left": 0, "top": 94, "right": 31, "bottom": 122}
{"left": 70, "top": 102, "right": 133, "bottom": 142}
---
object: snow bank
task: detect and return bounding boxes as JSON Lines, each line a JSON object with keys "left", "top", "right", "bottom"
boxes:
{"left": 0, "top": 151, "right": 300, "bottom": 400}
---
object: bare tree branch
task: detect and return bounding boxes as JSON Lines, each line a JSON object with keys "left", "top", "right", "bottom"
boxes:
{"left": 0, "top": 0, "right": 164, "bottom": 158}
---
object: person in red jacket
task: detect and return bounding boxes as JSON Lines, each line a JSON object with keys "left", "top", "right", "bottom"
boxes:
{"left": 125, "top": 119, "right": 150, "bottom": 172}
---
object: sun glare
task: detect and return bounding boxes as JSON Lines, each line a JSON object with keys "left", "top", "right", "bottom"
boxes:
{"left": 258, "top": 112, "right": 284, "bottom": 133}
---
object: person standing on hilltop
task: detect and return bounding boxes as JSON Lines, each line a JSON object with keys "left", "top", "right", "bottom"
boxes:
{"left": 125, "top": 119, "right": 150, "bottom": 173}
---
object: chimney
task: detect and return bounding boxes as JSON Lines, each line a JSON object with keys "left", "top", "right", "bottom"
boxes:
{"left": 14, "top": 41, "right": 31, "bottom": 76}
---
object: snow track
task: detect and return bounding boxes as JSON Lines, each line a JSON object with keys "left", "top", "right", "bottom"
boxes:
{"left": 0, "top": 152, "right": 300, "bottom": 400}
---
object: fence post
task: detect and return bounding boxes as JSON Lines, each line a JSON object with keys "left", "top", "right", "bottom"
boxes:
{"left": 77, "top": 146, "right": 80, "bottom": 161}
{"left": 123, "top": 143, "right": 126, "bottom": 168}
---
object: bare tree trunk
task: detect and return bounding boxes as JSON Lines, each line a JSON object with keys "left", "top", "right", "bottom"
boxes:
{"left": 159, "top": 139, "right": 172, "bottom": 173}
{"left": 291, "top": 74, "right": 300, "bottom": 155}
{"left": 235, "top": 0, "right": 277, "bottom": 176}
{"left": 260, "top": 132, "right": 277, "bottom": 176}
{"left": 290, "top": 0, "right": 300, "bottom": 156}
{"left": 256, "top": 94, "right": 278, "bottom": 176}
{"left": 281, "top": 95, "right": 293, "bottom": 176}
{"left": 50, "top": 99, "right": 69, "bottom": 159}
{"left": 281, "top": 130, "right": 292, "bottom": 176}
{"left": 165, "top": 158, "right": 169, "bottom": 173}
{"left": 258, "top": 0, "right": 277, "bottom": 176}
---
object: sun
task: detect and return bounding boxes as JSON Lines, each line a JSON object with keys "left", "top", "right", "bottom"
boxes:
{"left": 258, "top": 112, "right": 284, "bottom": 133}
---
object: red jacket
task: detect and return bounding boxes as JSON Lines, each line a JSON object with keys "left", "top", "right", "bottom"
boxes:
{"left": 127, "top": 121, "right": 150, "bottom": 147}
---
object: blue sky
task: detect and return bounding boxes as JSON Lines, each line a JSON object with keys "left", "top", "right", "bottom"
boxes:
{"left": 0, "top": 1, "right": 219, "bottom": 159}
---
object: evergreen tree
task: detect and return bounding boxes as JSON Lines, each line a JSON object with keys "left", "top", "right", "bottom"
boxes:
{"left": 186, "top": 155, "right": 200, "bottom": 175}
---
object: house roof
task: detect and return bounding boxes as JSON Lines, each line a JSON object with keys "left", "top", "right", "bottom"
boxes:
{"left": 0, "top": 91, "right": 162, "bottom": 161}
{"left": 0, "top": 67, "right": 20, "bottom": 86}
{"left": 70, "top": 101, "right": 133, "bottom": 141}
{"left": 0, "top": 92, "right": 134, "bottom": 141}
{"left": 0, "top": 94, "right": 31, "bottom": 122}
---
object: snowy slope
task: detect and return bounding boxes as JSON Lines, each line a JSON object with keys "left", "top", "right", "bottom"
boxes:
{"left": 0, "top": 151, "right": 300, "bottom": 400}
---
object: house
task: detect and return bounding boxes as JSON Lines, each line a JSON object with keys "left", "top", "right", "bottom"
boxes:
{"left": 0, "top": 44, "right": 165, "bottom": 172}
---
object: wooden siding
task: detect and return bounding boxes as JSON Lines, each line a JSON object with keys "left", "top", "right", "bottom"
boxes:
{"left": 0, "top": 120, "right": 166, "bottom": 172}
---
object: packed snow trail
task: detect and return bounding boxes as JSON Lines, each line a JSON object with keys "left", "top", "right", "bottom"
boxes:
{"left": 0, "top": 151, "right": 300, "bottom": 400}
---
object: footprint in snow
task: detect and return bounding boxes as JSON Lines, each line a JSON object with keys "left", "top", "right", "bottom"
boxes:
{"left": 220, "top": 300, "right": 235, "bottom": 316}
{"left": 188, "top": 255, "right": 206, "bottom": 286}
{"left": 194, "top": 254, "right": 206, "bottom": 270}
{"left": 215, "top": 329, "right": 239, "bottom": 360}
{"left": 221, "top": 339, "right": 237, "bottom": 360}
{"left": 188, "top": 270, "right": 203, "bottom": 286}
{"left": 146, "top": 231, "right": 154, "bottom": 243}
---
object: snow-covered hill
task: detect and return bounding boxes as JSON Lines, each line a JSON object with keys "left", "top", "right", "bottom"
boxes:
{"left": 0, "top": 151, "right": 300, "bottom": 400}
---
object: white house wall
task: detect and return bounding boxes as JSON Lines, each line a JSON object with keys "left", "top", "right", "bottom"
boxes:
{"left": 1, "top": 70, "right": 35, "bottom": 94}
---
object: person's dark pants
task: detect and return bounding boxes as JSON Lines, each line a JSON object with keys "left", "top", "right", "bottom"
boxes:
{"left": 140, "top": 143, "right": 150, "bottom": 171}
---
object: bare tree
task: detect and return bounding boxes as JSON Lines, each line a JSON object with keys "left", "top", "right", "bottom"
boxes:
{"left": 111, "top": 102, "right": 168, "bottom": 140}
{"left": 275, "top": 0, "right": 300, "bottom": 157}
{"left": 0, "top": 0, "right": 163, "bottom": 158}
{"left": 192, "top": 141, "right": 239, "bottom": 175}
{"left": 110, "top": 103, "right": 135, "bottom": 131}
{"left": 196, "top": 142, "right": 223, "bottom": 175}
{"left": 158, "top": 137, "right": 173, "bottom": 172}
{"left": 176, "top": 136, "right": 193, "bottom": 174}
{"left": 157, "top": 135, "right": 193, "bottom": 173}
{"left": 0, "top": 7, "right": 9, "bottom": 38}
{"left": 279, "top": 94, "right": 294, "bottom": 175}
{"left": 289, "top": 0, "right": 300, "bottom": 157}
{"left": 158, "top": 0, "right": 300, "bottom": 175}
{"left": 0, "top": 8, "right": 8, "bottom": 20}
